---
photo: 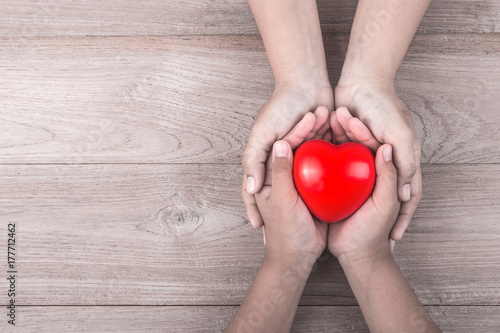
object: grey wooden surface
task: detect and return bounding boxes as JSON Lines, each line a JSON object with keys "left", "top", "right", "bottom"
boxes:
{"left": 1, "top": 0, "right": 499, "bottom": 35}
{"left": 7, "top": 306, "right": 500, "bottom": 332}
{"left": 1, "top": 1, "right": 499, "bottom": 332}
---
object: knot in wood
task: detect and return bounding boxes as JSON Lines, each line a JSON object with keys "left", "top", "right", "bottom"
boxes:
{"left": 157, "top": 204, "right": 204, "bottom": 236}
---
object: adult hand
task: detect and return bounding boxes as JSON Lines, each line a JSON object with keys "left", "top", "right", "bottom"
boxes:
{"left": 334, "top": 81, "right": 422, "bottom": 242}
{"left": 334, "top": 0, "right": 430, "bottom": 241}
{"left": 243, "top": 0, "right": 332, "bottom": 230}
{"left": 242, "top": 85, "right": 333, "bottom": 229}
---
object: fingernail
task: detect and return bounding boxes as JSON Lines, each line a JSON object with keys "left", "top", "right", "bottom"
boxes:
{"left": 383, "top": 145, "right": 392, "bottom": 162}
{"left": 246, "top": 177, "right": 255, "bottom": 193}
{"left": 402, "top": 184, "right": 411, "bottom": 201}
{"left": 274, "top": 142, "right": 288, "bottom": 157}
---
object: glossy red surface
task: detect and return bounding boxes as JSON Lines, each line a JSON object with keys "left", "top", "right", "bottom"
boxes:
{"left": 293, "top": 140, "right": 375, "bottom": 223}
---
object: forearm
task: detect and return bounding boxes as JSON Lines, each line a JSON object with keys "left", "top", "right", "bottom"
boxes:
{"left": 247, "top": 0, "right": 329, "bottom": 87}
{"left": 225, "top": 256, "right": 312, "bottom": 333}
{"left": 340, "top": 0, "right": 432, "bottom": 84}
{"left": 340, "top": 255, "right": 441, "bottom": 333}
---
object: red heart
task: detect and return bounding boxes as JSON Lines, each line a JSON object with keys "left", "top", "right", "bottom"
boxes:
{"left": 293, "top": 140, "right": 375, "bottom": 223}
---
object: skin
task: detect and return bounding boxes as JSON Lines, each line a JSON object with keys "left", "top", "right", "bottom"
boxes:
{"left": 243, "top": 0, "right": 432, "bottom": 243}
{"left": 226, "top": 111, "right": 441, "bottom": 332}
{"left": 335, "top": 0, "right": 432, "bottom": 241}
{"left": 329, "top": 141, "right": 441, "bottom": 333}
{"left": 229, "top": 139, "right": 328, "bottom": 333}
{"left": 242, "top": 0, "right": 333, "bottom": 229}
{"left": 242, "top": 105, "right": 332, "bottom": 246}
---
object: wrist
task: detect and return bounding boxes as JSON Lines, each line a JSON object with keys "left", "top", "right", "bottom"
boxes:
{"left": 338, "top": 249, "right": 393, "bottom": 274}
{"left": 337, "top": 62, "right": 395, "bottom": 91}
{"left": 263, "top": 252, "right": 316, "bottom": 284}
{"left": 272, "top": 77, "right": 334, "bottom": 114}
{"left": 338, "top": 46, "right": 397, "bottom": 90}
{"left": 334, "top": 73, "right": 396, "bottom": 109}
{"left": 274, "top": 64, "right": 332, "bottom": 94}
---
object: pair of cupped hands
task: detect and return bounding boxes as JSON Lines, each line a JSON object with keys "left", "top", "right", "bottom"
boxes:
{"left": 241, "top": 80, "right": 422, "bottom": 266}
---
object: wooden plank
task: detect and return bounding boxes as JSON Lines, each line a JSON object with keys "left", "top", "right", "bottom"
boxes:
{"left": 394, "top": 34, "right": 500, "bottom": 164}
{"left": 393, "top": 164, "right": 500, "bottom": 306}
{"left": 0, "top": 35, "right": 272, "bottom": 164}
{"left": 293, "top": 306, "right": 500, "bottom": 332}
{"left": 2, "top": 306, "right": 499, "bottom": 332}
{"left": 1, "top": 306, "right": 237, "bottom": 333}
{"left": 0, "top": 0, "right": 498, "bottom": 36}
{"left": 1, "top": 164, "right": 499, "bottom": 306}
{"left": 1, "top": 34, "right": 499, "bottom": 164}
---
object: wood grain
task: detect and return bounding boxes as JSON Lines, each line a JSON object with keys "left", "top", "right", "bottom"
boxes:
{"left": 1, "top": 164, "right": 499, "bottom": 306}
{"left": 1, "top": 34, "right": 499, "bottom": 164}
{"left": 2, "top": 306, "right": 499, "bottom": 332}
{"left": 1, "top": 0, "right": 499, "bottom": 36}
{"left": 0, "top": 35, "right": 271, "bottom": 164}
{"left": 2, "top": 1, "right": 499, "bottom": 331}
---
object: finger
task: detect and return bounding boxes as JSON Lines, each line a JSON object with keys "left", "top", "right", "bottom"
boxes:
{"left": 393, "top": 135, "right": 421, "bottom": 202}
{"left": 330, "top": 110, "right": 350, "bottom": 144}
{"left": 306, "top": 106, "right": 330, "bottom": 140}
{"left": 314, "top": 117, "right": 332, "bottom": 140}
{"left": 348, "top": 117, "right": 382, "bottom": 153}
{"left": 336, "top": 106, "right": 359, "bottom": 143}
{"left": 371, "top": 144, "right": 400, "bottom": 218}
{"left": 242, "top": 124, "right": 278, "bottom": 195}
{"left": 390, "top": 239, "right": 396, "bottom": 253}
{"left": 390, "top": 198, "right": 416, "bottom": 241}
{"left": 241, "top": 175, "right": 264, "bottom": 229}
{"left": 258, "top": 114, "right": 315, "bottom": 191}
{"left": 260, "top": 138, "right": 294, "bottom": 193}
{"left": 322, "top": 129, "right": 333, "bottom": 143}
{"left": 390, "top": 163, "right": 422, "bottom": 241}
{"left": 270, "top": 141, "right": 296, "bottom": 198}
{"left": 263, "top": 112, "right": 315, "bottom": 187}
{"left": 263, "top": 157, "right": 273, "bottom": 187}
{"left": 281, "top": 112, "right": 316, "bottom": 150}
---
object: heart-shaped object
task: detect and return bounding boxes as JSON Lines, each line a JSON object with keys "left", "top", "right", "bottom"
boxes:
{"left": 293, "top": 140, "right": 375, "bottom": 223}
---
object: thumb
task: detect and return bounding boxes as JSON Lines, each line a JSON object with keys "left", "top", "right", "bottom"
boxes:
{"left": 271, "top": 141, "right": 295, "bottom": 196}
{"left": 372, "top": 144, "right": 399, "bottom": 216}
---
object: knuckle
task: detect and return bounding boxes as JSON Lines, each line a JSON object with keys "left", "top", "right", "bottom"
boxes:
{"left": 397, "top": 129, "right": 415, "bottom": 145}
{"left": 242, "top": 147, "right": 258, "bottom": 170}
{"left": 396, "top": 156, "right": 418, "bottom": 179}
{"left": 413, "top": 185, "right": 423, "bottom": 202}
{"left": 405, "top": 160, "right": 418, "bottom": 176}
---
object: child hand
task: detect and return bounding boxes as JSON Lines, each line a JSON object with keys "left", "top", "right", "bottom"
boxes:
{"left": 328, "top": 142, "right": 400, "bottom": 266}
{"left": 255, "top": 140, "right": 328, "bottom": 268}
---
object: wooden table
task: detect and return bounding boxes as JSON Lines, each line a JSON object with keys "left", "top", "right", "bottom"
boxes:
{"left": 1, "top": 1, "right": 499, "bottom": 331}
